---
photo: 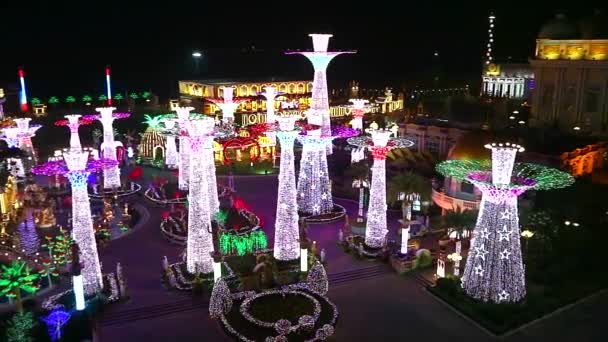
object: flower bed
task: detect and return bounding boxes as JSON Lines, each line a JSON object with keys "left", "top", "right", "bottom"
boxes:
{"left": 299, "top": 204, "right": 346, "bottom": 224}
{"left": 219, "top": 289, "right": 338, "bottom": 342}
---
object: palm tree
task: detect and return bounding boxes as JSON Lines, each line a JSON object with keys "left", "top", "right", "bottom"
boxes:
{"left": 345, "top": 161, "right": 370, "bottom": 222}
{"left": 65, "top": 96, "right": 76, "bottom": 109}
{"left": 48, "top": 96, "right": 60, "bottom": 106}
{"left": 443, "top": 208, "right": 478, "bottom": 240}
{"left": 30, "top": 98, "right": 41, "bottom": 106}
{"left": 98, "top": 94, "right": 108, "bottom": 104}
{"left": 143, "top": 114, "right": 163, "bottom": 130}
{"left": 114, "top": 93, "right": 124, "bottom": 106}
{"left": 82, "top": 95, "right": 93, "bottom": 106}
{"left": 0, "top": 261, "right": 40, "bottom": 313}
{"left": 388, "top": 172, "right": 431, "bottom": 223}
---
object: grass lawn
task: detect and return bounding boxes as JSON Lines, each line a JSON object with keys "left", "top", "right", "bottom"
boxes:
{"left": 429, "top": 276, "right": 606, "bottom": 335}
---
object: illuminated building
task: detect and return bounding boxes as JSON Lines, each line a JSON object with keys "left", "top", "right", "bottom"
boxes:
{"left": 560, "top": 142, "right": 607, "bottom": 177}
{"left": 530, "top": 12, "right": 608, "bottom": 133}
{"left": 481, "top": 13, "right": 534, "bottom": 99}
{"left": 399, "top": 122, "right": 467, "bottom": 159}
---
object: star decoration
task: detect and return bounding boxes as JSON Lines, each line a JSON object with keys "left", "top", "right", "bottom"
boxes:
{"left": 498, "top": 290, "right": 509, "bottom": 302}
{"left": 498, "top": 225, "right": 512, "bottom": 242}
{"left": 300, "top": 193, "right": 305, "bottom": 198}
{"left": 478, "top": 228, "right": 491, "bottom": 240}
{"left": 500, "top": 249, "right": 511, "bottom": 260}
{"left": 300, "top": 174, "right": 307, "bottom": 179}
{"left": 473, "top": 265, "right": 484, "bottom": 276}
{"left": 312, "top": 204, "right": 320, "bottom": 213}
{"left": 474, "top": 244, "right": 488, "bottom": 260}
{"left": 321, "top": 193, "right": 328, "bottom": 200}
{"left": 500, "top": 210, "right": 510, "bottom": 219}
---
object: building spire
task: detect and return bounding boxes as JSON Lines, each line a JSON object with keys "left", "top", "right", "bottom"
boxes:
{"left": 485, "top": 12, "right": 496, "bottom": 65}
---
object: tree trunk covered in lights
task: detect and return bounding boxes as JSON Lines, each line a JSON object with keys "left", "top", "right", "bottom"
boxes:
{"left": 165, "top": 136, "right": 179, "bottom": 167}
{"left": 461, "top": 195, "right": 525, "bottom": 302}
{"left": 273, "top": 130, "right": 300, "bottom": 261}
{"left": 67, "top": 171, "right": 103, "bottom": 295}
{"left": 186, "top": 127, "right": 215, "bottom": 274}
{"left": 204, "top": 140, "right": 219, "bottom": 215}
{"left": 178, "top": 137, "right": 190, "bottom": 190}
{"left": 297, "top": 142, "right": 333, "bottom": 215}
{"left": 365, "top": 148, "right": 389, "bottom": 248}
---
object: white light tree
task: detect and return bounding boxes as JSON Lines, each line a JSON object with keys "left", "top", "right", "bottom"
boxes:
{"left": 348, "top": 99, "right": 369, "bottom": 130}
{"left": 186, "top": 118, "right": 216, "bottom": 274}
{"left": 95, "top": 107, "right": 129, "bottom": 189}
{"left": 161, "top": 119, "right": 179, "bottom": 168}
{"left": 273, "top": 116, "right": 301, "bottom": 261}
{"left": 347, "top": 130, "right": 414, "bottom": 248}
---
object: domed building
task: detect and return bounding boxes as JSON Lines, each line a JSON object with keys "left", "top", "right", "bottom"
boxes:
{"left": 531, "top": 11, "right": 608, "bottom": 134}
{"left": 431, "top": 131, "right": 491, "bottom": 214}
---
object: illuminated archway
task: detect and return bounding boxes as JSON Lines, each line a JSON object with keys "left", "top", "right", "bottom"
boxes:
{"left": 222, "top": 137, "right": 260, "bottom": 165}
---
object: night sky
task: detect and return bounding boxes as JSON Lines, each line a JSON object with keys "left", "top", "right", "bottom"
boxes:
{"left": 0, "top": 2, "right": 601, "bottom": 100}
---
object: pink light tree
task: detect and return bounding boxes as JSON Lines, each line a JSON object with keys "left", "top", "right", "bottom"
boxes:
{"left": 90, "top": 107, "right": 131, "bottom": 189}
{"left": 55, "top": 115, "right": 94, "bottom": 151}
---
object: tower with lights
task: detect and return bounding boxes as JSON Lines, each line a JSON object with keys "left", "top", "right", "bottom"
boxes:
{"left": 94, "top": 107, "right": 130, "bottom": 189}
{"left": 348, "top": 130, "right": 414, "bottom": 249}
{"left": 186, "top": 118, "right": 216, "bottom": 274}
{"left": 273, "top": 116, "right": 301, "bottom": 261}
{"left": 485, "top": 13, "right": 495, "bottom": 66}
{"left": 286, "top": 34, "right": 355, "bottom": 137}
{"left": 437, "top": 143, "right": 574, "bottom": 303}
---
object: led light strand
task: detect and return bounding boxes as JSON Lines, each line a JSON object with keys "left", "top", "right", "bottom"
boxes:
{"left": 176, "top": 107, "right": 194, "bottom": 190}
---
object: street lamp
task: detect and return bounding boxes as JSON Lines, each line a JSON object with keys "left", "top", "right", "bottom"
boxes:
{"left": 521, "top": 229, "right": 534, "bottom": 257}
{"left": 447, "top": 252, "right": 463, "bottom": 276}
{"left": 192, "top": 51, "right": 202, "bottom": 76}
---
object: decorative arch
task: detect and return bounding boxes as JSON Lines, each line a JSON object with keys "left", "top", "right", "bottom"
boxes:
{"left": 222, "top": 138, "right": 260, "bottom": 165}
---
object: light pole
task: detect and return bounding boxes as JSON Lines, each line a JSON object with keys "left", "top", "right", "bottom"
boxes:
{"left": 447, "top": 252, "right": 463, "bottom": 276}
{"left": 192, "top": 51, "right": 202, "bottom": 76}
{"left": 521, "top": 229, "right": 534, "bottom": 257}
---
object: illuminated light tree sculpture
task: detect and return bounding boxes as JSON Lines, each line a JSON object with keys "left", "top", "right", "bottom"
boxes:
{"left": 32, "top": 152, "right": 118, "bottom": 295}
{"left": 91, "top": 107, "right": 130, "bottom": 189}
{"left": 206, "top": 87, "right": 249, "bottom": 123}
{"left": 186, "top": 118, "right": 216, "bottom": 274}
{"left": 347, "top": 130, "right": 414, "bottom": 249}
{"left": 348, "top": 99, "right": 369, "bottom": 130}
{"left": 176, "top": 107, "right": 194, "bottom": 190}
{"left": 286, "top": 34, "right": 355, "bottom": 139}
{"left": 259, "top": 87, "right": 284, "bottom": 143}
{"left": 436, "top": 143, "right": 574, "bottom": 303}
{"left": 297, "top": 126, "right": 359, "bottom": 217}
{"left": 55, "top": 115, "right": 94, "bottom": 151}
{"left": 8, "top": 118, "right": 41, "bottom": 173}
{"left": 273, "top": 116, "right": 301, "bottom": 260}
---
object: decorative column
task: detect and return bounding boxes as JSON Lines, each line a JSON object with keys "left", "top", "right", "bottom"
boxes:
{"left": 176, "top": 107, "right": 194, "bottom": 191}
{"left": 297, "top": 133, "right": 334, "bottom": 216}
{"left": 65, "top": 115, "right": 85, "bottom": 150}
{"left": 95, "top": 107, "right": 128, "bottom": 189}
{"left": 186, "top": 118, "right": 216, "bottom": 274}
{"left": 204, "top": 133, "right": 220, "bottom": 215}
{"left": 273, "top": 116, "right": 301, "bottom": 261}
{"left": 259, "top": 87, "right": 283, "bottom": 144}
{"left": 64, "top": 151, "right": 102, "bottom": 295}
{"left": 349, "top": 99, "right": 369, "bottom": 130}
{"left": 286, "top": 34, "right": 355, "bottom": 140}
{"left": 348, "top": 130, "right": 414, "bottom": 249}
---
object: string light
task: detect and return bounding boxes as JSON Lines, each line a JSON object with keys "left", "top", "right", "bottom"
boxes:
{"left": 273, "top": 116, "right": 301, "bottom": 261}
{"left": 209, "top": 277, "right": 232, "bottom": 318}
{"left": 186, "top": 118, "right": 216, "bottom": 274}
{"left": 437, "top": 143, "right": 574, "bottom": 303}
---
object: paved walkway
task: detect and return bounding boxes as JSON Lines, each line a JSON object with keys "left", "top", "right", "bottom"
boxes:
{"left": 96, "top": 174, "right": 606, "bottom": 342}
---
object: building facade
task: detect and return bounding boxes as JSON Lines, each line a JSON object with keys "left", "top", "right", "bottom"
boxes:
{"left": 399, "top": 123, "right": 467, "bottom": 159}
{"left": 530, "top": 13, "right": 608, "bottom": 133}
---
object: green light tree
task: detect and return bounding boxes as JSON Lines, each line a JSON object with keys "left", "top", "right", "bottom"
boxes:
{"left": 41, "top": 227, "right": 74, "bottom": 266}
{"left": 98, "top": 94, "right": 108, "bottom": 102}
{"left": 38, "top": 259, "right": 60, "bottom": 288}
{"left": 0, "top": 261, "right": 40, "bottom": 313}
{"left": 48, "top": 96, "right": 60, "bottom": 105}
{"left": 114, "top": 93, "right": 124, "bottom": 104}
{"left": 141, "top": 91, "right": 152, "bottom": 99}
{"left": 129, "top": 92, "right": 139, "bottom": 100}
{"left": 65, "top": 96, "right": 76, "bottom": 104}
{"left": 82, "top": 95, "right": 93, "bottom": 103}
{"left": 30, "top": 98, "right": 41, "bottom": 106}
{"left": 5, "top": 311, "right": 36, "bottom": 342}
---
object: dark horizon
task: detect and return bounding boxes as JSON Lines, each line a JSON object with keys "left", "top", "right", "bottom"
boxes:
{"left": 0, "top": 3, "right": 603, "bottom": 101}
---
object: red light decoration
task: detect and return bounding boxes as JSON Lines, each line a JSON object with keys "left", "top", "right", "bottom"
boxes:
{"left": 221, "top": 137, "right": 261, "bottom": 165}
